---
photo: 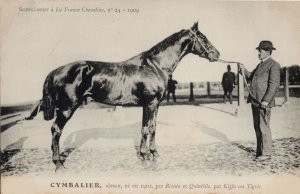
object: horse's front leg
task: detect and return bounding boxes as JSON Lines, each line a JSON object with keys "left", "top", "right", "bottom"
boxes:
{"left": 140, "top": 100, "right": 159, "bottom": 161}
{"left": 149, "top": 105, "right": 159, "bottom": 160}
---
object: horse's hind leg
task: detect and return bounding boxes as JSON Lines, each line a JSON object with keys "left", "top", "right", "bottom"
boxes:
{"left": 51, "top": 104, "right": 79, "bottom": 170}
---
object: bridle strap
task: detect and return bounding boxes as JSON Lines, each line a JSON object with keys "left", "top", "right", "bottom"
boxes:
{"left": 189, "top": 29, "right": 210, "bottom": 54}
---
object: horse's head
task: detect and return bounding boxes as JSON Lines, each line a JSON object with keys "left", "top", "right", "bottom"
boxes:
{"left": 188, "top": 22, "right": 220, "bottom": 62}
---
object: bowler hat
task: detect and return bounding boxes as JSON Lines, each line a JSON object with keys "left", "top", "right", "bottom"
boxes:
{"left": 256, "top": 40, "right": 276, "bottom": 51}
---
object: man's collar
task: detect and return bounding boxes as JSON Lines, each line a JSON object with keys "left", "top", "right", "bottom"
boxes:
{"left": 261, "top": 56, "right": 271, "bottom": 63}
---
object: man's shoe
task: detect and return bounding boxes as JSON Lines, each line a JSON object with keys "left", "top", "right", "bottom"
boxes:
{"left": 254, "top": 155, "right": 271, "bottom": 162}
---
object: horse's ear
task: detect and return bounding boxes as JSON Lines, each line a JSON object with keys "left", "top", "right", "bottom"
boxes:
{"left": 191, "top": 21, "right": 199, "bottom": 31}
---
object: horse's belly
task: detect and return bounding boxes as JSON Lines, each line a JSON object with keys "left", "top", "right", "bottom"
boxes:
{"left": 107, "top": 89, "right": 140, "bottom": 105}
{"left": 91, "top": 85, "right": 140, "bottom": 106}
{"left": 96, "top": 95, "right": 139, "bottom": 106}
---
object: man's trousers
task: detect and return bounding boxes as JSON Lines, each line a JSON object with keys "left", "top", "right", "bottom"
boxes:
{"left": 251, "top": 105, "right": 272, "bottom": 157}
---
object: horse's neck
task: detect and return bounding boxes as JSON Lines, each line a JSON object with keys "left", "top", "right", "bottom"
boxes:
{"left": 151, "top": 42, "right": 189, "bottom": 74}
{"left": 124, "top": 35, "right": 190, "bottom": 74}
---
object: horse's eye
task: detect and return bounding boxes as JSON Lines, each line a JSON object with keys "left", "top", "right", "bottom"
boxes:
{"left": 196, "top": 31, "right": 206, "bottom": 39}
{"left": 200, "top": 34, "right": 206, "bottom": 39}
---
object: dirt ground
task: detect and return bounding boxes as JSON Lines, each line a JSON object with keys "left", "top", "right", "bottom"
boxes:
{"left": 1, "top": 98, "right": 300, "bottom": 193}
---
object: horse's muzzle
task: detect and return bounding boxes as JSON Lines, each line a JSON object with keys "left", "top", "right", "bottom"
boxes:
{"left": 209, "top": 57, "right": 218, "bottom": 62}
{"left": 209, "top": 55, "right": 219, "bottom": 62}
{"left": 208, "top": 50, "right": 220, "bottom": 62}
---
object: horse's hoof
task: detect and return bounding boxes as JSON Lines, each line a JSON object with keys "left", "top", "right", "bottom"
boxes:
{"left": 54, "top": 161, "right": 65, "bottom": 172}
{"left": 137, "top": 153, "right": 144, "bottom": 161}
{"left": 139, "top": 151, "right": 152, "bottom": 161}
{"left": 140, "top": 153, "right": 148, "bottom": 161}
{"left": 150, "top": 150, "right": 159, "bottom": 157}
{"left": 138, "top": 151, "right": 145, "bottom": 160}
{"left": 145, "top": 152, "right": 152, "bottom": 160}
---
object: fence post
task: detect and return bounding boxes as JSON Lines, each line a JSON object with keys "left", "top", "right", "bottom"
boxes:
{"left": 238, "top": 63, "right": 245, "bottom": 106}
{"left": 207, "top": 82, "right": 211, "bottom": 96}
{"left": 189, "top": 82, "right": 194, "bottom": 102}
{"left": 284, "top": 67, "right": 289, "bottom": 103}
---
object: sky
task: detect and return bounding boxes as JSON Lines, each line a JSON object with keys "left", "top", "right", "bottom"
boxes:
{"left": 1, "top": 1, "right": 300, "bottom": 105}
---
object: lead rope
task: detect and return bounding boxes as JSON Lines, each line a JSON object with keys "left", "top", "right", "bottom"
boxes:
{"left": 217, "top": 59, "right": 263, "bottom": 108}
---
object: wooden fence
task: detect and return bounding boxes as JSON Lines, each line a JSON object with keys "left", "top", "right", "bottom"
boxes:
{"left": 175, "top": 67, "right": 299, "bottom": 105}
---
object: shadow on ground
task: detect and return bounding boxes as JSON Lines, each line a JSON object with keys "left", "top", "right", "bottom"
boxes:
{"left": 1, "top": 137, "right": 28, "bottom": 165}
{"left": 60, "top": 122, "right": 142, "bottom": 164}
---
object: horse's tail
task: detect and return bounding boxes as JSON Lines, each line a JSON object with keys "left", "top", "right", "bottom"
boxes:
{"left": 41, "top": 74, "right": 55, "bottom": 121}
{"left": 24, "top": 100, "right": 43, "bottom": 120}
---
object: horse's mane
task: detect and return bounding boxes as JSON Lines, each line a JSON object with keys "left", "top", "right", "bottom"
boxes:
{"left": 141, "top": 29, "right": 187, "bottom": 59}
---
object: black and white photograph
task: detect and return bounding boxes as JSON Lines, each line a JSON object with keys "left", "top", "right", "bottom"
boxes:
{"left": 1, "top": 1, "right": 300, "bottom": 194}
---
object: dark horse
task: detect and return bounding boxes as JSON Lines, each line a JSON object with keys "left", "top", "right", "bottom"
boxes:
{"left": 27, "top": 22, "right": 220, "bottom": 169}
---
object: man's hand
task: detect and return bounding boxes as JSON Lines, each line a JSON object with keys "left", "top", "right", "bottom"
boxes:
{"left": 261, "top": 101, "right": 269, "bottom": 106}
{"left": 261, "top": 101, "right": 270, "bottom": 113}
{"left": 261, "top": 101, "right": 269, "bottom": 109}
{"left": 238, "top": 63, "right": 245, "bottom": 74}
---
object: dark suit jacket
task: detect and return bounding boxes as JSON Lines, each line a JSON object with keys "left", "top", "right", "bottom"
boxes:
{"left": 222, "top": 71, "right": 236, "bottom": 89}
{"left": 244, "top": 57, "right": 280, "bottom": 107}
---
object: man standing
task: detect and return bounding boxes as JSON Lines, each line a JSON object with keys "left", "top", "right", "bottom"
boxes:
{"left": 167, "top": 75, "right": 178, "bottom": 102}
{"left": 222, "top": 65, "right": 236, "bottom": 104}
{"left": 239, "top": 41, "right": 280, "bottom": 161}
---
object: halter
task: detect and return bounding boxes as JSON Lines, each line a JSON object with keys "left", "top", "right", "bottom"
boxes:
{"left": 189, "top": 29, "right": 211, "bottom": 54}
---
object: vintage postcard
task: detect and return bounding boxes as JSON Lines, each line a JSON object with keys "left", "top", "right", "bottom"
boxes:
{"left": 1, "top": 1, "right": 300, "bottom": 194}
